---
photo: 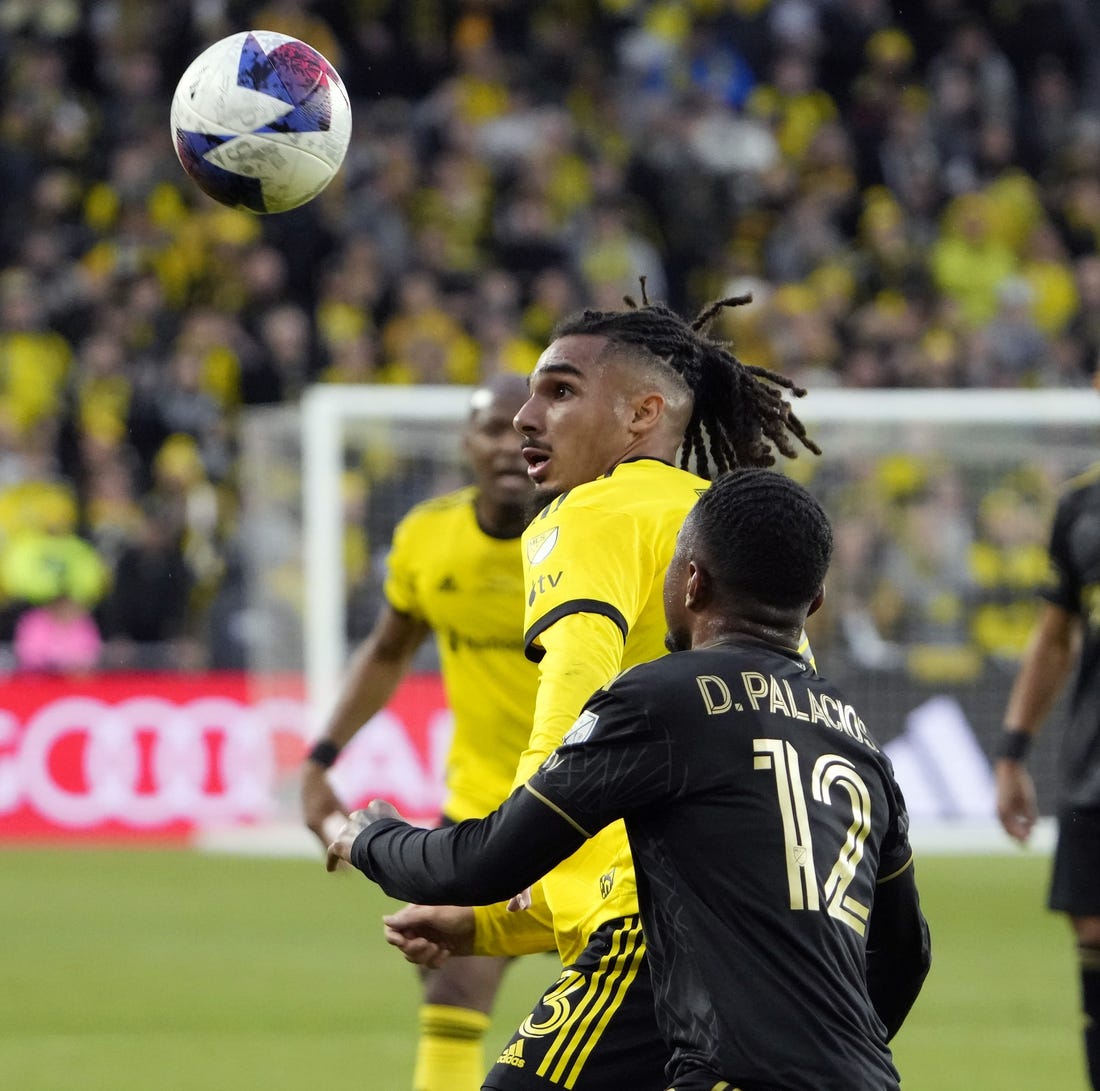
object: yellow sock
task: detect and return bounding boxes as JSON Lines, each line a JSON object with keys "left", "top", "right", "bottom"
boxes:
{"left": 413, "top": 1003, "right": 492, "bottom": 1091}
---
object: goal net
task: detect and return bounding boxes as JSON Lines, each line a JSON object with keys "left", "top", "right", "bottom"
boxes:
{"left": 239, "top": 387, "right": 1099, "bottom": 838}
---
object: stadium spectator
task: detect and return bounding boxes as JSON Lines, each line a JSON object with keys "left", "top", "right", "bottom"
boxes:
{"left": 98, "top": 498, "right": 195, "bottom": 670}
{"left": 0, "top": 484, "right": 108, "bottom": 634}
{"left": 0, "top": 1, "right": 1099, "bottom": 661}
{"left": 14, "top": 589, "right": 102, "bottom": 674}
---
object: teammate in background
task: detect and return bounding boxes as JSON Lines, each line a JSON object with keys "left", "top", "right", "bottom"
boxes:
{"left": 995, "top": 372, "right": 1100, "bottom": 1090}
{"left": 330, "top": 469, "right": 932, "bottom": 1091}
{"left": 302, "top": 373, "right": 541, "bottom": 1091}
{"left": 340, "top": 288, "right": 822, "bottom": 1090}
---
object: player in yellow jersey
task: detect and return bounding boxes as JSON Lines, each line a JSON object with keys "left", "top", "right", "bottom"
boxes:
{"left": 372, "top": 289, "right": 822, "bottom": 1090}
{"left": 302, "top": 373, "right": 542, "bottom": 1091}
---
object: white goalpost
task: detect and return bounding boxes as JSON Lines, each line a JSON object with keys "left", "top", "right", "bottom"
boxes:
{"left": 300, "top": 384, "right": 473, "bottom": 725}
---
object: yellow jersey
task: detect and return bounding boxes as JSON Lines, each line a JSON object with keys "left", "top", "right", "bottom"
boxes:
{"left": 509, "top": 458, "right": 707, "bottom": 963}
{"left": 383, "top": 486, "right": 540, "bottom": 822}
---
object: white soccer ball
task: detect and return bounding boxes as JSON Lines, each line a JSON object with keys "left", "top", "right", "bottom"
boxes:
{"left": 170, "top": 30, "right": 352, "bottom": 214}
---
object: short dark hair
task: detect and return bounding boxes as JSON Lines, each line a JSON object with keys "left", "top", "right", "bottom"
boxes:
{"left": 551, "top": 287, "right": 820, "bottom": 479}
{"left": 690, "top": 468, "right": 833, "bottom": 609}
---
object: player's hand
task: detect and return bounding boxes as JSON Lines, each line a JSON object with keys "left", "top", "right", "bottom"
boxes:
{"left": 382, "top": 903, "right": 476, "bottom": 968}
{"left": 301, "top": 761, "right": 346, "bottom": 847}
{"left": 995, "top": 758, "right": 1038, "bottom": 844}
{"left": 507, "top": 888, "right": 532, "bottom": 911}
{"left": 325, "top": 801, "right": 403, "bottom": 872}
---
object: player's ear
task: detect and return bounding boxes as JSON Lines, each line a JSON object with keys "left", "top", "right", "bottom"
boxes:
{"left": 684, "top": 560, "right": 709, "bottom": 609}
{"left": 629, "top": 390, "right": 665, "bottom": 435}
{"left": 807, "top": 586, "right": 826, "bottom": 617}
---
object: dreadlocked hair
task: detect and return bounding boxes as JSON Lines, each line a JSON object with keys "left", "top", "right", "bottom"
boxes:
{"left": 551, "top": 283, "right": 821, "bottom": 479}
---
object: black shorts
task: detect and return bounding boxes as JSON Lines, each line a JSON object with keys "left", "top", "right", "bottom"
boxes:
{"left": 1050, "top": 806, "right": 1100, "bottom": 917}
{"left": 482, "top": 915, "right": 668, "bottom": 1091}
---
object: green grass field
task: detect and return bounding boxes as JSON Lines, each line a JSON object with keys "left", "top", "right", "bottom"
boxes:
{"left": 0, "top": 846, "right": 1085, "bottom": 1090}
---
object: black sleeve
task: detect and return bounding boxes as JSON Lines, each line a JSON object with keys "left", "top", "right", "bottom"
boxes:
{"left": 349, "top": 785, "right": 587, "bottom": 906}
{"left": 528, "top": 682, "right": 675, "bottom": 831}
{"left": 865, "top": 861, "right": 932, "bottom": 1040}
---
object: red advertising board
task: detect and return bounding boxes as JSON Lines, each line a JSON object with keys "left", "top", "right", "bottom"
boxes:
{"left": 0, "top": 672, "right": 450, "bottom": 840}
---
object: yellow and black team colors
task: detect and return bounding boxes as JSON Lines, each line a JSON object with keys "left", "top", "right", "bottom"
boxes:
{"left": 350, "top": 604, "right": 929, "bottom": 1090}
{"left": 333, "top": 296, "right": 830, "bottom": 1090}
{"left": 383, "top": 484, "right": 540, "bottom": 823}
{"left": 340, "top": 469, "right": 929, "bottom": 1091}
{"left": 304, "top": 372, "right": 539, "bottom": 1091}
{"left": 501, "top": 458, "right": 710, "bottom": 961}
{"left": 352, "top": 637, "right": 928, "bottom": 1091}
{"left": 473, "top": 460, "right": 814, "bottom": 1089}
{"left": 484, "top": 457, "right": 707, "bottom": 1089}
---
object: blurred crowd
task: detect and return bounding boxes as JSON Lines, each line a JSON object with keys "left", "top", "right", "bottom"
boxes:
{"left": 1, "top": 0, "right": 1099, "bottom": 675}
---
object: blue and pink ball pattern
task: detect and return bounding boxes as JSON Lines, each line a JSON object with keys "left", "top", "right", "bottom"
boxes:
{"left": 170, "top": 31, "right": 352, "bottom": 214}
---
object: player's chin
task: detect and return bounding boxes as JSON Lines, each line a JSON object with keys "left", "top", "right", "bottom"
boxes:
{"left": 490, "top": 472, "right": 532, "bottom": 501}
{"left": 529, "top": 483, "right": 563, "bottom": 511}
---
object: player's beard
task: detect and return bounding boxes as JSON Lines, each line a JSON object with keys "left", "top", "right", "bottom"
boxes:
{"left": 525, "top": 486, "right": 560, "bottom": 519}
{"left": 664, "top": 627, "right": 690, "bottom": 653}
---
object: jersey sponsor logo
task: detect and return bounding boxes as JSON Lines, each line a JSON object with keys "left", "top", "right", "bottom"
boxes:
{"left": 526, "top": 527, "right": 559, "bottom": 565}
{"left": 600, "top": 867, "right": 615, "bottom": 898}
{"left": 442, "top": 628, "right": 525, "bottom": 654}
{"left": 496, "top": 1039, "right": 526, "bottom": 1068}
{"left": 563, "top": 709, "right": 599, "bottom": 745}
{"left": 527, "top": 570, "right": 563, "bottom": 606}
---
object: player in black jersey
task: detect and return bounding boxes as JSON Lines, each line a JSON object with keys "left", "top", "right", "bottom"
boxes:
{"left": 996, "top": 442, "right": 1100, "bottom": 1088}
{"left": 329, "top": 469, "right": 932, "bottom": 1091}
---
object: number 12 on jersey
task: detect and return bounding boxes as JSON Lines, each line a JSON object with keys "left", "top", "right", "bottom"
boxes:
{"left": 753, "top": 737, "right": 873, "bottom": 936}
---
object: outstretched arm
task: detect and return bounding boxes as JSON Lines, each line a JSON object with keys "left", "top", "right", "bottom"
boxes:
{"left": 329, "top": 787, "right": 589, "bottom": 907}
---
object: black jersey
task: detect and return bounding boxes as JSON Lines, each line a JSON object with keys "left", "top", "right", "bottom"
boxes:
{"left": 353, "top": 636, "right": 929, "bottom": 1091}
{"left": 527, "top": 638, "right": 920, "bottom": 1091}
{"left": 1043, "top": 465, "right": 1100, "bottom": 809}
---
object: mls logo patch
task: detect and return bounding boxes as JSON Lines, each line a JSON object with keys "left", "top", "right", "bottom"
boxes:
{"left": 526, "top": 527, "right": 559, "bottom": 565}
{"left": 540, "top": 752, "right": 564, "bottom": 773}
{"left": 564, "top": 709, "right": 599, "bottom": 745}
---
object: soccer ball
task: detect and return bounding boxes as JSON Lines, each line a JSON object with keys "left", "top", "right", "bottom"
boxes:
{"left": 170, "top": 30, "right": 352, "bottom": 214}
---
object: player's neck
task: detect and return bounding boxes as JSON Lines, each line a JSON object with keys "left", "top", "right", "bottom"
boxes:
{"left": 694, "top": 616, "right": 804, "bottom": 654}
{"left": 615, "top": 433, "right": 681, "bottom": 469}
{"left": 475, "top": 498, "right": 529, "bottom": 540}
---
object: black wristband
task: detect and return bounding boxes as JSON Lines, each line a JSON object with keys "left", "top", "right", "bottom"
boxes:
{"left": 307, "top": 739, "right": 341, "bottom": 769}
{"left": 997, "top": 729, "right": 1033, "bottom": 762}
